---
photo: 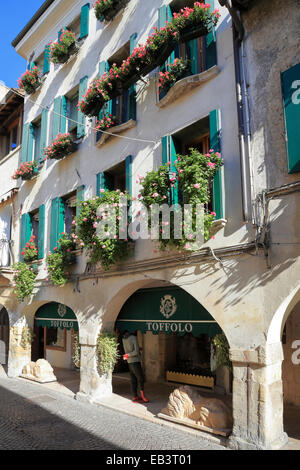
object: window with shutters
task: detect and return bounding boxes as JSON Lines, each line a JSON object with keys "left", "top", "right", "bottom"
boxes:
{"left": 30, "top": 209, "right": 40, "bottom": 250}
{"left": 109, "top": 42, "right": 131, "bottom": 126}
{"left": 158, "top": 0, "right": 216, "bottom": 102}
{"left": 102, "top": 161, "right": 126, "bottom": 193}
{"left": 68, "top": 14, "right": 81, "bottom": 41}
{"left": 62, "top": 191, "right": 77, "bottom": 236}
{"left": 33, "top": 52, "right": 45, "bottom": 75}
{"left": 32, "top": 116, "right": 42, "bottom": 162}
{"left": 170, "top": 116, "right": 214, "bottom": 212}
{"left": 66, "top": 87, "right": 79, "bottom": 141}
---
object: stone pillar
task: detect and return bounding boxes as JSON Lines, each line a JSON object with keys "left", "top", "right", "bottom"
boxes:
{"left": 228, "top": 343, "right": 288, "bottom": 450}
{"left": 7, "top": 325, "right": 31, "bottom": 378}
{"left": 76, "top": 343, "right": 112, "bottom": 403}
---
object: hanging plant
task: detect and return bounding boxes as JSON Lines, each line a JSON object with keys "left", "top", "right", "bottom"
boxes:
{"left": 74, "top": 190, "right": 133, "bottom": 270}
{"left": 12, "top": 161, "right": 39, "bottom": 181}
{"left": 94, "top": 0, "right": 129, "bottom": 22}
{"left": 79, "top": 3, "right": 220, "bottom": 117}
{"left": 72, "top": 331, "right": 81, "bottom": 369}
{"left": 159, "top": 58, "right": 190, "bottom": 94}
{"left": 12, "top": 262, "right": 37, "bottom": 302}
{"left": 20, "top": 327, "right": 35, "bottom": 350}
{"left": 213, "top": 333, "right": 232, "bottom": 371}
{"left": 96, "top": 332, "right": 119, "bottom": 375}
{"left": 17, "top": 66, "right": 41, "bottom": 94}
{"left": 21, "top": 235, "right": 38, "bottom": 262}
{"left": 95, "top": 114, "right": 118, "bottom": 132}
{"left": 46, "top": 233, "right": 76, "bottom": 286}
{"left": 44, "top": 133, "right": 77, "bottom": 160}
{"left": 139, "top": 148, "right": 223, "bottom": 252}
{"left": 49, "top": 29, "right": 78, "bottom": 64}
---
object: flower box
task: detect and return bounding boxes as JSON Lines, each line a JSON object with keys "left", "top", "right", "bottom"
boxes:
{"left": 94, "top": 0, "right": 129, "bottom": 22}
{"left": 44, "top": 133, "right": 78, "bottom": 161}
{"left": 18, "top": 66, "right": 42, "bottom": 95}
{"left": 49, "top": 30, "right": 78, "bottom": 64}
{"left": 179, "top": 24, "right": 209, "bottom": 43}
{"left": 12, "top": 162, "right": 39, "bottom": 181}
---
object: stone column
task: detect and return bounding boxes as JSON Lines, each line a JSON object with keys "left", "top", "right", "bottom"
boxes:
{"left": 7, "top": 325, "right": 31, "bottom": 378}
{"left": 228, "top": 343, "right": 288, "bottom": 450}
{"left": 76, "top": 342, "right": 112, "bottom": 403}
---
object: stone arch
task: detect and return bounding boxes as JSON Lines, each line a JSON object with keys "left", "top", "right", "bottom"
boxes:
{"left": 267, "top": 284, "right": 300, "bottom": 344}
{"left": 101, "top": 276, "right": 232, "bottom": 347}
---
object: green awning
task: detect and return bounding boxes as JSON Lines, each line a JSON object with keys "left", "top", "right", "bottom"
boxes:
{"left": 35, "top": 302, "right": 78, "bottom": 331}
{"left": 116, "top": 286, "right": 222, "bottom": 338}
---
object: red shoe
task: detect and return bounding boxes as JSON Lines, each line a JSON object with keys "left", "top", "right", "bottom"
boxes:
{"left": 140, "top": 391, "right": 149, "bottom": 403}
{"left": 132, "top": 396, "right": 141, "bottom": 402}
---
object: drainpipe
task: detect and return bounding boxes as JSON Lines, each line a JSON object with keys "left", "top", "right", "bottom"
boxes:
{"left": 220, "top": 0, "right": 256, "bottom": 224}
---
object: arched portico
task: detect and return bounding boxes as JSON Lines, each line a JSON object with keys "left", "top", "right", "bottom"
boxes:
{"left": 266, "top": 285, "right": 300, "bottom": 444}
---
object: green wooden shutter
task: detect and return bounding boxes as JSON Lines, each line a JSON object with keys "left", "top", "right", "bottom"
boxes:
{"left": 162, "top": 136, "right": 178, "bottom": 204}
{"left": 76, "top": 185, "right": 85, "bottom": 217}
{"left": 98, "top": 61, "right": 110, "bottom": 121}
{"left": 60, "top": 96, "right": 67, "bottom": 134}
{"left": 43, "top": 45, "right": 51, "bottom": 74}
{"left": 53, "top": 97, "right": 62, "bottom": 140}
{"left": 210, "top": 109, "right": 223, "bottom": 219}
{"left": 128, "top": 33, "right": 138, "bottom": 121}
{"left": 125, "top": 155, "right": 133, "bottom": 197}
{"left": 21, "top": 123, "right": 30, "bottom": 163}
{"left": 97, "top": 172, "right": 104, "bottom": 197}
{"left": 50, "top": 197, "right": 65, "bottom": 251}
{"left": 205, "top": 0, "right": 217, "bottom": 69}
{"left": 77, "top": 76, "right": 88, "bottom": 138}
{"left": 80, "top": 3, "right": 90, "bottom": 39}
{"left": 20, "top": 213, "right": 32, "bottom": 260}
{"left": 189, "top": 39, "right": 199, "bottom": 75}
{"left": 281, "top": 62, "right": 300, "bottom": 173}
{"left": 38, "top": 205, "right": 45, "bottom": 259}
{"left": 58, "top": 28, "right": 64, "bottom": 42}
{"left": 40, "top": 109, "right": 48, "bottom": 163}
{"left": 28, "top": 123, "right": 35, "bottom": 162}
{"left": 159, "top": 5, "right": 175, "bottom": 67}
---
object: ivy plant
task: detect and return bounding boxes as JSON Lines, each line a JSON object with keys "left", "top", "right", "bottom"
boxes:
{"left": 96, "top": 332, "right": 119, "bottom": 375}
{"left": 46, "top": 233, "right": 76, "bottom": 286}
{"left": 12, "top": 262, "right": 37, "bottom": 302}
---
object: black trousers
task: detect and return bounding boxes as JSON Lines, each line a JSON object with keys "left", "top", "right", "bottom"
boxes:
{"left": 128, "top": 362, "right": 145, "bottom": 396}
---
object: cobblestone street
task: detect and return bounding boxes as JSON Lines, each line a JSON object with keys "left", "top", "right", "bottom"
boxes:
{"left": 0, "top": 376, "right": 225, "bottom": 450}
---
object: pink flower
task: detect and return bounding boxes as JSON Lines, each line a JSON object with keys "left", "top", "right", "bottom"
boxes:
{"left": 193, "top": 184, "right": 200, "bottom": 189}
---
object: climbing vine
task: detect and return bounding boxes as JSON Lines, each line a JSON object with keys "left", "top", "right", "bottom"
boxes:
{"left": 213, "top": 333, "right": 232, "bottom": 371}
{"left": 12, "top": 262, "right": 37, "bottom": 302}
{"left": 96, "top": 332, "right": 119, "bottom": 375}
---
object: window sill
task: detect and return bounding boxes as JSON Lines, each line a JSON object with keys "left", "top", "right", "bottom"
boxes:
{"left": 157, "top": 65, "right": 220, "bottom": 109}
{"left": 210, "top": 218, "right": 227, "bottom": 237}
{"left": 96, "top": 119, "right": 136, "bottom": 147}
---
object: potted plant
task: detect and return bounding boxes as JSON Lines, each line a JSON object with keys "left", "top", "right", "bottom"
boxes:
{"left": 94, "top": 0, "right": 129, "bottom": 22}
{"left": 74, "top": 190, "right": 134, "bottom": 270}
{"left": 139, "top": 148, "right": 224, "bottom": 252}
{"left": 18, "top": 66, "right": 41, "bottom": 95}
{"left": 49, "top": 29, "right": 78, "bottom": 64}
{"left": 12, "top": 161, "right": 39, "bottom": 181}
{"left": 96, "top": 332, "right": 119, "bottom": 376}
{"left": 21, "top": 236, "right": 38, "bottom": 263}
{"left": 159, "top": 58, "right": 190, "bottom": 95}
{"left": 44, "top": 133, "right": 77, "bottom": 161}
{"left": 95, "top": 114, "right": 118, "bottom": 132}
{"left": 173, "top": 3, "right": 220, "bottom": 43}
{"left": 12, "top": 262, "right": 37, "bottom": 302}
{"left": 46, "top": 233, "right": 76, "bottom": 286}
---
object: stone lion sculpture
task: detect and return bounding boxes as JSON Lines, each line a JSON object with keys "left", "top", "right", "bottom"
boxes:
{"left": 21, "top": 359, "right": 57, "bottom": 383}
{"left": 162, "top": 385, "right": 232, "bottom": 430}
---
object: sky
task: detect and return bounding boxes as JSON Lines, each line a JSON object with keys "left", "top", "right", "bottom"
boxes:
{"left": 0, "top": 0, "right": 45, "bottom": 88}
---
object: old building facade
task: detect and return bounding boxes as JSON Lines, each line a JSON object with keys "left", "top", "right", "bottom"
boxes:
{"left": 0, "top": 0, "right": 299, "bottom": 450}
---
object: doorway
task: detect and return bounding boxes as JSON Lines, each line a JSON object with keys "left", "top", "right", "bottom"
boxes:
{"left": 0, "top": 307, "right": 9, "bottom": 365}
